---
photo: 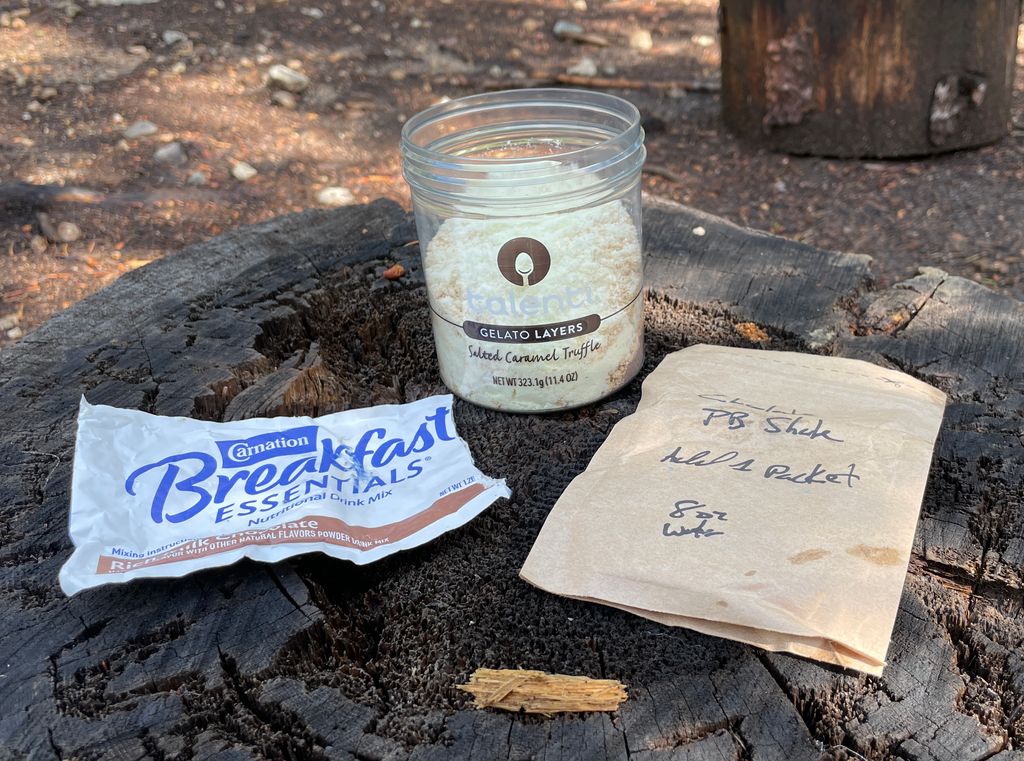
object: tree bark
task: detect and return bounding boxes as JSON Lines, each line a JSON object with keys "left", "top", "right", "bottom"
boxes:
{"left": 719, "top": 0, "right": 1022, "bottom": 157}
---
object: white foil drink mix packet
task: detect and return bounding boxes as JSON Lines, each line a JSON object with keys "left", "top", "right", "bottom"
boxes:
{"left": 60, "top": 395, "right": 510, "bottom": 595}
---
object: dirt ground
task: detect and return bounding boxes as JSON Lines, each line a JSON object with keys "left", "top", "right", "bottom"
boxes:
{"left": 1, "top": 0, "right": 1022, "bottom": 348}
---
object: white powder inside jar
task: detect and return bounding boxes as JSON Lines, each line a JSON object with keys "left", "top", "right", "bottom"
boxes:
{"left": 422, "top": 198, "right": 644, "bottom": 412}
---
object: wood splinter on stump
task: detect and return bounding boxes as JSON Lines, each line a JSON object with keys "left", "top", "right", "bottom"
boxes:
{"left": 458, "top": 669, "right": 628, "bottom": 715}
{"left": 719, "top": 0, "right": 1022, "bottom": 157}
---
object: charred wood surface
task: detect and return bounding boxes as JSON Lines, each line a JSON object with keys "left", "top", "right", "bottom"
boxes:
{"left": 1, "top": 198, "right": 1022, "bottom": 760}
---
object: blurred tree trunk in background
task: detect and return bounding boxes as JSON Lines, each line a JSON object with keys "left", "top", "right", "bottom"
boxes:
{"left": 719, "top": 0, "right": 1022, "bottom": 157}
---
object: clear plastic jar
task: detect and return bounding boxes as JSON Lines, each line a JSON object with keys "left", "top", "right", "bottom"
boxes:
{"left": 401, "top": 89, "right": 646, "bottom": 412}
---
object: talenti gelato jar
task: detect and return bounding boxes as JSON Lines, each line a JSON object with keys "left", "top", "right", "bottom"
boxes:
{"left": 401, "top": 89, "right": 646, "bottom": 412}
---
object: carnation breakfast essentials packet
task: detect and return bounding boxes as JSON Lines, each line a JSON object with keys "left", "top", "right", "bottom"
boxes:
{"left": 61, "top": 395, "right": 510, "bottom": 595}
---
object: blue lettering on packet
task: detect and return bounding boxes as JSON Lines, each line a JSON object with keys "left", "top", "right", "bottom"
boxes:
{"left": 216, "top": 425, "right": 318, "bottom": 468}
{"left": 124, "top": 406, "right": 457, "bottom": 525}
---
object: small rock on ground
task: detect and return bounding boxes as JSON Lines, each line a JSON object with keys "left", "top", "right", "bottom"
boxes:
{"left": 56, "top": 221, "right": 82, "bottom": 243}
{"left": 267, "top": 64, "right": 309, "bottom": 93}
{"left": 153, "top": 141, "right": 187, "bottom": 164}
{"left": 316, "top": 186, "right": 355, "bottom": 206}
{"left": 567, "top": 57, "right": 598, "bottom": 77}
{"left": 186, "top": 170, "right": 207, "bottom": 186}
{"left": 231, "top": 161, "right": 258, "bottom": 181}
{"left": 161, "top": 29, "right": 187, "bottom": 45}
{"left": 36, "top": 213, "right": 58, "bottom": 242}
{"left": 271, "top": 90, "right": 297, "bottom": 109}
{"left": 628, "top": 29, "right": 653, "bottom": 51}
{"left": 124, "top": 120, "right": 158, "bottom": 138}
{"left": 553, "top": 20, "right": 584, "bottom": 39}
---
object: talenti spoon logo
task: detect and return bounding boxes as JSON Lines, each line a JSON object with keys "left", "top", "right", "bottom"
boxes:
{"left": 458, "top": 234, "right": 598, "bottom": 337}
{"left": 497, "top": 237, "right": 551, "bottom": 286}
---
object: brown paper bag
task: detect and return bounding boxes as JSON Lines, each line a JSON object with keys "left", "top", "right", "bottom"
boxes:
{"left": 520, "top": 345, "right": 947, "bottom": 675}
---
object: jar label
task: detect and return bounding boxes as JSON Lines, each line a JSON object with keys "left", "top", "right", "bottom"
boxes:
{"left": 421, "top": 202, "right": 645, "bottom": 411}
{"left": 462, "top": 314, "right": 602, "bottom": 344}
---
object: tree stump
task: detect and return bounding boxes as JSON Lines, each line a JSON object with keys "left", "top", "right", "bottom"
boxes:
{"left": 719, "top": 0, "right": 1023, "bottom": 157}
{"left": 2, "top": 198, "right": 1023, "bottom": 761}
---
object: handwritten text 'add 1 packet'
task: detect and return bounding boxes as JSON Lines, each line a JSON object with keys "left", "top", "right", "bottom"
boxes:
{"left": 521, "top": 344, "right": 947, "bottom": 675}
{"left": 61, "top": 395, "right": 510, "bottom": 595}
